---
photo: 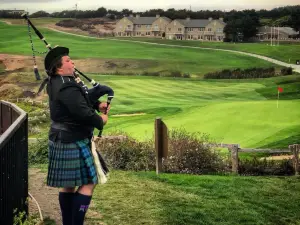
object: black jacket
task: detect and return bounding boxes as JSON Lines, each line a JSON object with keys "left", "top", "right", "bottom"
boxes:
{"left": 47, "top": 75, "right": 103, "bottom": 143}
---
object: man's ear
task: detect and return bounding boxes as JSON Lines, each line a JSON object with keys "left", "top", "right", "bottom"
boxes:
{"left": 56, "top": 67, "right": 62, "bottom": 74}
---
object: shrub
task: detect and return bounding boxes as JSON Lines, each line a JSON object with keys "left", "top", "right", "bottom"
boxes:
{"left": 98, "top": 129, "right": 226, "bottom": 174}
{"left": 99, "top": 136, "right": 156, "bottom": 171}
{"left": 239, "top": 157, "right": 294, "bottom": 176}
{"left": 28, "top": 126, "right": 41, "bottom": 135}
{"left": 169, "top": 70, "right": 182, "bottom": 77}
{"left": 28, "top": 136, "right": 48, "bottom": 165}
{"left": 280, "top": 67, "right": 293, "bottom": 76}
{"left": 163, "top": 129, "right": 225, "bottom": 174}
{"left": 204, "top": 67, "right": 276, "bottom": 79}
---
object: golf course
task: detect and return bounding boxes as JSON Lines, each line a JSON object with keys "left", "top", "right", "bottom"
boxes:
{"left": 0, "top": 21, "right": 299, "bottom": 148}
{"left": 1, "top": 15, "right": 300, "bottom": 225}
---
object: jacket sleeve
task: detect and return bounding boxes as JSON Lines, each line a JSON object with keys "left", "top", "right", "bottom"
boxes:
{"left": 58, "top": 85, "right": 103, "bottom": 130}
{"left": 93, "top": 100, "right": 101, "bottom": 112}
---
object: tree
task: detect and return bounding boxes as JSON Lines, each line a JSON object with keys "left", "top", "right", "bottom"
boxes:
{"left": 30, "top": 10, "right": 50, "bottom": 18}
{"left": 224, "top": 10, "right": 260, "bottom": 42}
{"left": 288, "top": 8, "right": 300, "bottom": 31}
{"left": 96, "top": 7, "right": 107, "bottom": 17}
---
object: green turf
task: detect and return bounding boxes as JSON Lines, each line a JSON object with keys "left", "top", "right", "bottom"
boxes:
{"left": 0, "top": 22, "right": 278, "bottom": 76}
{"left": 112, "top": 37, "right": 300, "bottom": 64}
{"left": 91, "top": 170, "right": 300, "bottom": 225}
{"left": 88, "top": 74, "right": 300, "bottom": 149}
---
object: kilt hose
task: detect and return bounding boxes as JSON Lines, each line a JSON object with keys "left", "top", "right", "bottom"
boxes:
{"left": 47, "top": 138, "right": 98, "bottom": 187}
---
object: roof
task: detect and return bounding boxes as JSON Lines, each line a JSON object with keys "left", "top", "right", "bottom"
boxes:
{"left": 258, "top": 26, "right": 299, "bottom": 35}
{"left": 278, "top": 27, "right": 299, "bottom": 35}
{"left": 176, "top": 19, "right": 226, "bottom": 28}
{"left": 127, "top": 16, "right": 171, "bottom": 25}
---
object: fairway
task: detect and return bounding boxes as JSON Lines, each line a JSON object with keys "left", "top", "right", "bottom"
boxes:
{"left": 114, "top": 37, "right": 300, "bottom": 64}
{"left": 0, "top": 22, "right": 278, "bottom": 76}
{"left": 90, "top": 75, "right": 300, "bottom": 148}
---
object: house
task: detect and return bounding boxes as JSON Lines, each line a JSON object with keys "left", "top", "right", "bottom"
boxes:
{"left": 114, "top": 14, "right": 171, "bottom": 37}
{"left": 165, "top": 17, "right": 226, "bottom": 41}
{"left": 257, "top": 26, "right": 299, "bottom": 40}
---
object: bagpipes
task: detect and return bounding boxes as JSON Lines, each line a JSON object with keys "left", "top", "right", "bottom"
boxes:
{"left": 22, "top": 13, "right": 112, "bottom": 183}
{"left": 21, "top": 13, "right": 114, "bottom": 135}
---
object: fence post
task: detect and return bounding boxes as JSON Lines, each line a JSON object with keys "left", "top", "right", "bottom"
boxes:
{"left": 155, "top": 117, "right": 168, "bottom": 175}
{"left": 230, "top": 144, "right": 239, "bottom": 174}
{"left": 290, "top": 144, "right": 299, "bottom": 176}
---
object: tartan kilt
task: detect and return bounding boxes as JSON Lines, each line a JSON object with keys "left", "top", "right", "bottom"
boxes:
{"left": 47, "top": 138, "right": 98, "bottom": 187}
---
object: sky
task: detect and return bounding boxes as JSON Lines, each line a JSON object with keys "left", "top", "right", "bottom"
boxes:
{"left": 0, "top": 0, "right": 299, "bottom": 14}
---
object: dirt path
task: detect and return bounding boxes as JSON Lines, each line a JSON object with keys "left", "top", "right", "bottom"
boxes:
{"left": 0, "top": 54, "right": 43, "bottom": 72}
{"left": 29, "top": 168, "right": 104, "bottom": 225}
{"left": 29, "top": 168, "right": 61, "bottom": 225}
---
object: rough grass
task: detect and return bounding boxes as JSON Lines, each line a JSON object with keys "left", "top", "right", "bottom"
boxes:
{"left": 90, "top": 170, "right": 300, "bottom": 225}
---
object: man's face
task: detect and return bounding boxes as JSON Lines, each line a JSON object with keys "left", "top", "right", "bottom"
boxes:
{"left": 57, "top": 56, "right": 75, "bottom": 75}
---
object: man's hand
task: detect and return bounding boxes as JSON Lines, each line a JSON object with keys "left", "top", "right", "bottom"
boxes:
{"left": 100, "top": 114, "right": 108, "bottom": 125}
{"left": 98, "top": 102, "right": 111, "bottom": 114}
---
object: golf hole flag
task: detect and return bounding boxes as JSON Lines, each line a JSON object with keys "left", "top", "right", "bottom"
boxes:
{"left": 277, "top": 86, "right": 283, "bottom": 108}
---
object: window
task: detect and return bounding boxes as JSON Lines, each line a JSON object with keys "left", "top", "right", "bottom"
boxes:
{"left": 168, "top": 28, "right": 171, "bottom": 31}
{"left": 178, "top": 28, "right": 182, "bottom": 32}
{"left": 208, "top": 28, "right": 212, "bottom": 31}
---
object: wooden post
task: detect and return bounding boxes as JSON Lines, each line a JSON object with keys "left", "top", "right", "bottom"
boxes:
{"left": 155, "top": 117, "right": 168, "bottom": 175}
{"left": 230, "top": 144, "right": 239, "bottom": 174}
{"left": 290, "top": 144, "right": 300, "bottom": 176}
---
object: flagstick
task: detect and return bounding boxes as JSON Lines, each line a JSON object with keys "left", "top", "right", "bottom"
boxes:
{"left": 277, "top": 90, "right": 279, "bottom": 108}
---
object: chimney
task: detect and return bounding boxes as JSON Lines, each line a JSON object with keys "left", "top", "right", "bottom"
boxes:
{"left": 219, "top": 17, "right": 223, "bottom": 22}
{"left": 136, "top": 14, "right": 140, "bottom": 18}
{"left": 209, "top": 17, "right": 212, "bottom": 21}
{"left": 186, "top": 17, "right": 190, "bottom": 21}
{"left": 156, "top": 14, "right": 160, "bottom": 18}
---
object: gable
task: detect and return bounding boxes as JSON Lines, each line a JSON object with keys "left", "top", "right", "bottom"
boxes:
{"left": 206, "top": 20, "right": 226, "bottom": 28}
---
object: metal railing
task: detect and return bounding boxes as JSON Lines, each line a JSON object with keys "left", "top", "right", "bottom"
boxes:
{"left": 0, "top": 101, "right": 28, "bottom": 225}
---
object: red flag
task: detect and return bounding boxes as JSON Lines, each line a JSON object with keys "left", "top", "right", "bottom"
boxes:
{"left": 277, "top": 86, "right": 283, "bottom": 93}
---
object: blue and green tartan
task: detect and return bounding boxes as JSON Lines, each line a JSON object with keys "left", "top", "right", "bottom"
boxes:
{"left": 47, "top": 138, "right": 98, "bottom": 187}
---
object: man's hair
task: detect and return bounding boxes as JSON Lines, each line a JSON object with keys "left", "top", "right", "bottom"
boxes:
{"left": 48, "top": 57, "right": 63, "bottom": 76}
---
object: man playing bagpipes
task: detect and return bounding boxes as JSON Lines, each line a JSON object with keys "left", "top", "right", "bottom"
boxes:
{"left": 45, "top": 46, "right": 109, "bottom": 225}
{"left": 22, "top": 13, "right": 114, "bottom": 224}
